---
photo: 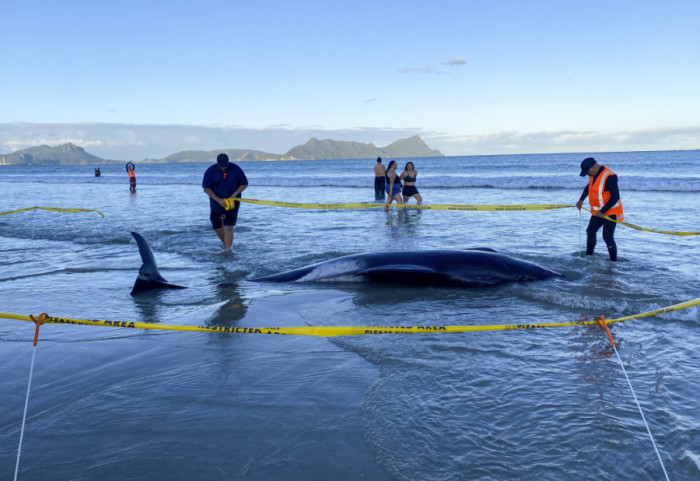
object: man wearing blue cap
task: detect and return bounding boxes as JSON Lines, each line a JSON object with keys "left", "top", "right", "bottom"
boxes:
{"left": 202, "top": 153, "right": 248, "bottom": 252}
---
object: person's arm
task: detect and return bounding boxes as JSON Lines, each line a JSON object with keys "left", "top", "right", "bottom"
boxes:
{"left": 203, "top": 188, "right": 227, "bottom": 209}
{"left": 599, "top": 175, "right": 620, "bottom": 215}
{"left": 576, "top": 185, "right": 588, "bottom": 210}
{"left": 202, "top": 169, "right": 226, "bottom": 207}
{"left": 229, "top": 168, "right": 248, "bottom": 199}
{"left": 231, "top": 184, "right": 247, "bottom": 198}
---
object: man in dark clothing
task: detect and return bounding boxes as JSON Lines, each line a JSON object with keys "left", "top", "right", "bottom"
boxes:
{"left": 576, "top": 157, "right": 623, "bottom": 261}
{"left": 202, "top": 153, "right": 248, "bottom": 252}
{"left": 374, "top": 157, "right": 386, "bottom": 199}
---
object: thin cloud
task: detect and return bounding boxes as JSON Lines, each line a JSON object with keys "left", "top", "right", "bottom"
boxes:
{"left": 3, "top": 138, "right": 105, "bottom": 151}
{"left": 397, "top": 65, "right": 437, "bottom": 74}
{"left": 439, "top": 126, "right": 700, "bottom": 155}
{"left": 443, "top": 57, "right": 467, "bottom": 66}
{"left": 398, "top": 56, "right": 467, "bottom": 74}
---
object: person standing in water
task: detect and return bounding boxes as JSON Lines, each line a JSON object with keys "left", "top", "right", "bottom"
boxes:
{"left": 385, "top": 160, "right": 403, "bottom": 211}
{"left": 202, "top": 153, "right": 248, "bottom": 252}
{"left": 374, "top": 157, "right": 386, "bottom": 199}
{"left": 125, "top": 162, "right": 136, "bottom": 192}
{"left": 400, "top": 161, "right": 422, "bottom": 205}
{"left": 576, "top": 157, "right": 623, "bottom": 261}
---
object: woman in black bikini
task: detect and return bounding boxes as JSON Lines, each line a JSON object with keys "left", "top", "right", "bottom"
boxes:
{"left": 400, "top": 162, "right": 422, "bottom": 205}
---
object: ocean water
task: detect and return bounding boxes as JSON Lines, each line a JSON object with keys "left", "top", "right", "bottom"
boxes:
{"left": 1, "top": 151, "right": 699, "bottom": 480}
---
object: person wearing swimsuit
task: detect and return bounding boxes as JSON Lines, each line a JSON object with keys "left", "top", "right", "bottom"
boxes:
{"left": 126, "top": 162, "right": 136, "bottom": 192}
{"left": 384, "top": 160, "right": 403, "bottom": 211}
{"left": 400, "top": 162, "right": 422, "bottom": 205}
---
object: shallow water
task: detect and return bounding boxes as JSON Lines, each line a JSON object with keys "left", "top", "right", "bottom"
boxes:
{"left": 1, "top": 151, "right": 699, "bottom": 480}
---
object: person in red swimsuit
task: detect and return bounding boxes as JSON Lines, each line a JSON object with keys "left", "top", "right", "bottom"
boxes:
{"left": 126, "top": 162, "right": 136, "bottom": 192}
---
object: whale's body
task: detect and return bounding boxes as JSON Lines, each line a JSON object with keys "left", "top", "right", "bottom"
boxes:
{"left": 250, "top": 249, "right": 562, "bottom": 287}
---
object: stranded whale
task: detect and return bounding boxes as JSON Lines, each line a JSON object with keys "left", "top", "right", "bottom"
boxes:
{"left": 250, "top": 249, "right": 563, "bottom": 287}
{"left": 128, "top": 235, "right": 562, "bottom": 293}
{"left": 130, "top": 232, "right": 187, "bottom": 295}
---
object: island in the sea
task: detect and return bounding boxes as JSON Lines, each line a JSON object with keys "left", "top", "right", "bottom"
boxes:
{"left": 0, "top": 136, "right": 443, "bottom": 166}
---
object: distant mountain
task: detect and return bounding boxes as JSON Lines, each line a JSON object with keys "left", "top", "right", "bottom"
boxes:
{"left": 0, "top": 143, "right": 110, "bottom": 166}
{"left": 281, "top": 135, "right": 443, "bottom": 160}
{"left": 282, "top": 138, "right": 382, "bottom": 160}
{"left": 146, "top": 148, "right": 281, "bottom": 163}
{"left": 382, "top": 136, "right": 443, "bottom": 158}
{"left": 0, "top": 136, "right": 443, "bottom": 166}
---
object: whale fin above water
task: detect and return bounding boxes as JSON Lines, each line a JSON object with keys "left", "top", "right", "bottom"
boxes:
{"left": 130, "top": 232, "right": 187, "bottom": 295}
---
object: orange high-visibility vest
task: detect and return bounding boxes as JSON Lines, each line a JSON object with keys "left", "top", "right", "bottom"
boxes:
{"left": 127, "top": 170, "right": 136, "bottom": 180}
{"left": 588, "top": 166, "right": 623, "bottom": 221}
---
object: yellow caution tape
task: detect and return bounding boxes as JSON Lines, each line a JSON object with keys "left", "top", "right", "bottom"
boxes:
{"left": 1, "top": 297, "right": 697, "bottom": 337}
{"left": 388, "top": 203, "right": 573, "bottom": 212}
{"left": 225, "top": 197, "right": 573, "bottom": 212}
{"left": 225, "top": 198, "right": 380, "bottom": 210}
{"left": 224, "top": 198, "right": 699, "bottom": 235}
{"left": 581, "top": 208, "right": 699, "bottom": 236}
{"left": 0, "top": 206, "right": 104, "bottom": 218}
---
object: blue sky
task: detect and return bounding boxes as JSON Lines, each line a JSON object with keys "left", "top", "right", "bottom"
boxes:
{"left": 1, "top": 0, "right": 699, "bottom": 159}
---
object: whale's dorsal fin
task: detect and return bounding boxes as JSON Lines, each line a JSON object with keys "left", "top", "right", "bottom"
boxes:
{"left": 130, "top": 232, "right": 187, "bottom": 295}
{"left": 131, "top": 232, "right": 165, "bottom": 281}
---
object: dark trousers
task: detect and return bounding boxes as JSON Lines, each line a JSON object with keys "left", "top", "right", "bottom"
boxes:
{"left": 586, "top": 214, "right": 618, "bottom": 261}
{"left": 374, "top": 176, "right": 386, "bottom": 199}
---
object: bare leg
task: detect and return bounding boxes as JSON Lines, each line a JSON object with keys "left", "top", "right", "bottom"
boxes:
{"left": 214, "top": 227, "right": 225, "bottom": 244}
{"left": 214, "top": 226, "right": 235, "bottom": 252}
{"left": 386, "top": 193, "right": 403, "bottom": 211}
{"left": 223, "top": 226, "right": 234, "bottom": 252}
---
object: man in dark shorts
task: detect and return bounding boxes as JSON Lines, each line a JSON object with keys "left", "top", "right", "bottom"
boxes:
{"left": 374, "top": 157, "right": 386, "bottom": 199}
{"left": 202, "top": 153, "right": 248, "bottom": 252}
